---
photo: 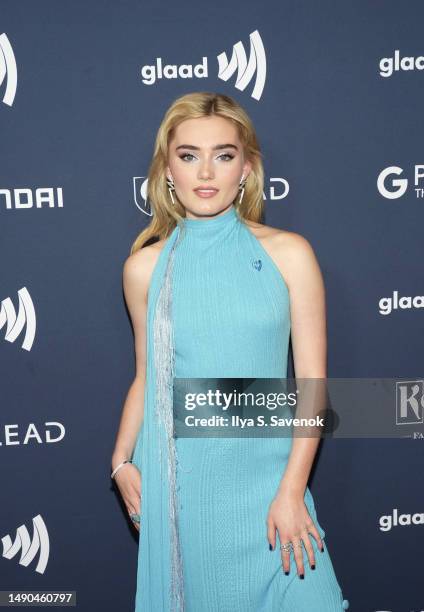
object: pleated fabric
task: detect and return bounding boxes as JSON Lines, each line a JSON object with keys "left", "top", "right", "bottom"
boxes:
{"left": 131, "top": 205, "right": 349, "bottom": 611}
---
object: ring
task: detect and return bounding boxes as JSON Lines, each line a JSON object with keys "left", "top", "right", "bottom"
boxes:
{"left": 280, "top": 541, "right": 303, "bottom": 552}
{"left": 129, "top": 512, "right": 140, "bottom": 524}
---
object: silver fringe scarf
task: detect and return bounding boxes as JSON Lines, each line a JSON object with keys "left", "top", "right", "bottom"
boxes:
{"left": 153, "top": 225, "right": 185, "bottom": 612}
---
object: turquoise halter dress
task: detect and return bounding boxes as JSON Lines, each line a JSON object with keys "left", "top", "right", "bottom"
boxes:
{"left": 131, "top": 205, "right": 349, "bottom": 611}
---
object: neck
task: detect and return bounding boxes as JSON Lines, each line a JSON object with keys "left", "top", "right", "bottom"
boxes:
{"left": 183, "top": 205, "right": 237, "bottom": 226}
{"left": 177, "top": 205, "right": 239, "bottom": 240}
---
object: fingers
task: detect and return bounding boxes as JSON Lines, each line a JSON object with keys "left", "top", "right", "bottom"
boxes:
{"left": 126, "top": 489, "right": 142, "bottom": 530}
{"left": 126, "top": 504, "right": 141, "bottom": 531}
{"left": 266, "top": 518, "right": 276, "bottom": 551}
{"left": 308, "top": 523, "right": 324, "bottom": 553}
{"left": 277, "top": 530, "right": 320, "bottom": 577}
{"left": 279, "top": 536, "right": 305, "bottom": 577}
{"left": 301, "top": 530, "right": 316, "bottom": 572}
{"left": 307, "top": 522, "right": 324, "bottom": 554}
{"left": 280, "top": 544, "right": 291, "bottom": 575}
{"left": 292, "top": 538, "right": 305, "bottom": 578}
{"left": 114, "top": 465, "right": 142, "bottom": 532}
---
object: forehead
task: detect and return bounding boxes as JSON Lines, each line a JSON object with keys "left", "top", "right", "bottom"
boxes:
{"left": 170, "top": 115, "right": 239, "bottom": 146}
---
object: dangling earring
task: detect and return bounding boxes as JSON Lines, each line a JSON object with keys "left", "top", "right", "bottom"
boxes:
{"left": 238, "top": 174, "right": 247, "bottom": 205}
{"left": 166, "top": 175, "right": 176, "bottom": 206}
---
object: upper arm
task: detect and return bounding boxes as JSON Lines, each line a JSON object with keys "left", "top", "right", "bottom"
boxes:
{"left": 277, "top": 233, "right": 327, "bottom": 378}
{"left": 122, "top": 247, "right": 158, "bottom": 380}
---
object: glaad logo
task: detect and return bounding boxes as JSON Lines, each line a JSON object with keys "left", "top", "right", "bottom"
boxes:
{"left": 396, "top": 380, "right": 424, "bottom": 426}
{"left": 0, "top": 33, "right": 17, "bottom": 107}
{"left": 217, "top": 30, "right": 266, "bottom": 101}
{"left": 379, "top": 49, "right": 424, "bottom": 77}
{"left": 140, "top": 30, "right": 267, "bottom": 101}
{"left": 379, "top": 290, "right": 424, "bottom": 315}
{"left": 2, "top": 514, "right": 49, "bottom": 574}
{"left": 0, "top": 187, "right": 64, "bottom": 209}
{"left": 377, "top": 165, "right": 424, "bottom": 199}
{"left": 0, "top": 287, "right": 36, "bottom": 351}
{"left": 379, "top": 508, "right": 424, "bottom": 532}
{"left": 133, "top": 175, "right": 289, "bottom": 214}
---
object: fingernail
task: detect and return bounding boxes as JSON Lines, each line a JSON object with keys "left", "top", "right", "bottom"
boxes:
{"left": 299, "top": 574, "right": 304, "bottom": 579}
{"left": 269, "top": 543, "right": 273, "bottom": 551}
{"left": 311, "top": 564, "right": 315, "bottom": 570}
{"left": 321, "top": 544, "right": 325, "bottom": 553}
{"left": 284, "top": 571, "right": 289, "bottom": 575}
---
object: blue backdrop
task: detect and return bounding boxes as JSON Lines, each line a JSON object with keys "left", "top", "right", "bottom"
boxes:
{"left": 1, "top": 1, "right": 423, "bottom": 610}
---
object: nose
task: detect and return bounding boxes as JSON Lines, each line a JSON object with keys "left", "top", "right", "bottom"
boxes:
{"left": 198, "top": 159, "right": 215, "bottom": 181}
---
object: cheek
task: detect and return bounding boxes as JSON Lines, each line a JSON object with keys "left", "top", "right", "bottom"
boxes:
{"left": 172, "top": 167, "right": 194, "bottom": 191}
{"left": 218, "top": 173, "right": 242, "bottom": 192}
{"left": 218, "top": 163, "right": 244, "bottom": 182}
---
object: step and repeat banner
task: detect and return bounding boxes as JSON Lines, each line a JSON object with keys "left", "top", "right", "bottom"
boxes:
{"left": 1, "top": 1, "right": 423, "bottom": 610}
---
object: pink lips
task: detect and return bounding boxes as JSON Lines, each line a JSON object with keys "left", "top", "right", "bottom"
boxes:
{"left": 194, "top": 188, "right": 219, "bottom": 199}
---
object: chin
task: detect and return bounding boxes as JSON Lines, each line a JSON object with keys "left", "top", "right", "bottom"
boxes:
{"left": 188, "top": 200, "right": 234, "bottom": 218}
{"left": 185, "top": 203, "right": 222, "bottom": 218}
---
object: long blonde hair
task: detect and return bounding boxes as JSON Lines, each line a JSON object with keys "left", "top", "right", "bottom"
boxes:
{"left": 130, "top": 91, "right": 265, "bottom": 253}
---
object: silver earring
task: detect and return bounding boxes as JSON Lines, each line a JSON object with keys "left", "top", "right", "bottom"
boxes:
{"left": 166, "top": 176, "right": 176, "bottom": 206}
{"left": 238, "top": 174, "right": 247, "bottom": 205}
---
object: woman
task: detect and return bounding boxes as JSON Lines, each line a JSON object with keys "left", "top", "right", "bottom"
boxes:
{"left": 111, "top": 92, "right": 349, "bottom": 611}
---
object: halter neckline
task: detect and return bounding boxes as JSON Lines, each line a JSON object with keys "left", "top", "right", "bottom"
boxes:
{"left": 181, "top": 205, "right": 238, "bottom": 232}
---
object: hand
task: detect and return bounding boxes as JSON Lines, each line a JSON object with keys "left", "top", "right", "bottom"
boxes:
{"left": 113, "top": 462, "right": 142, "bottom": 532}
{"left": 266, "top": 489, "right": 324, "bottom": 578}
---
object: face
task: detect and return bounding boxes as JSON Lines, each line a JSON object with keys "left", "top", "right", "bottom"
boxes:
{"left": 166, "top": 115, "right": 252, "bottom": 219}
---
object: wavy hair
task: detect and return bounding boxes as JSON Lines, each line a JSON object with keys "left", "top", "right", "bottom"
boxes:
{"left": 130, "top": 91, "right": 265, "bottom": 253}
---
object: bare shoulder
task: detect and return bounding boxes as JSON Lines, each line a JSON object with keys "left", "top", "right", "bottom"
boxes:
{"left": 244, "top": 219, "right": 320, "bottom": 287}
{"left": 123, "top": 238, "right": 167, "bottom": 302}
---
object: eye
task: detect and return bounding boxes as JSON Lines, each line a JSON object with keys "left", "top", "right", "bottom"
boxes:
{"left": 179, "top": 153, "right": 196, "bottom": 162}
{"left": 178, "top": 152, "right": 235, "bottom": 162}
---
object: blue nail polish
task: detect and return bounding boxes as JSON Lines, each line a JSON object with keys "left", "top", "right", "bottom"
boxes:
{"left": 299, "top": 574, "right": 304, "bottom": 579}
{"left": 269, "top": 543, "right": 273, "bottom": 551}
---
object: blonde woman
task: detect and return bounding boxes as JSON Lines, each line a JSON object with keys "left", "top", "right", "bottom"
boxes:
{"left": 111, "top": 92, "right": 349, "bottom": 611}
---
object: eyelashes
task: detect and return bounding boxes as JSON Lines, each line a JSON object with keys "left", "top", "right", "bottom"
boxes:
{"left": 178, "top": 153, "right": 235, "bottom": 162}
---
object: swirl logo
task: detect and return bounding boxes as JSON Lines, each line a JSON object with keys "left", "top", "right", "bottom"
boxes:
{"left": 0, "top": 33, "right": 17, "bottom": 107}
{"left": 2, "top": 514, "right": 49, "bottom": 574}
{"left": 0, "top": 287, "right": 36, "bottom": 351}
{"left": 217, "top": 30, "right": 266, "bottom": 101}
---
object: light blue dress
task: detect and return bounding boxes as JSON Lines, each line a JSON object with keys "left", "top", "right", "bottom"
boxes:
{"left": 131, "top": 205, "right": 349, "bottom": 611}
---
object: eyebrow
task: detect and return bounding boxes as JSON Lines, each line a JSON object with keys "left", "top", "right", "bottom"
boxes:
{"left": 175, "top": 143, "right": 239, "bottom": 152}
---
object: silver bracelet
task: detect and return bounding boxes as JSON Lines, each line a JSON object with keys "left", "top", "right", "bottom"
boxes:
{"left": 111, "top": 459, "right": 132, "bottom": 480}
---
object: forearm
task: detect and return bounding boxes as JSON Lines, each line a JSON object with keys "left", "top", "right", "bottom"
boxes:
{"left": 111, "top": 374, "right": 146, "bottom": 469}
{"left": 277, "top": 378, "right": 326, "bottom": 498}
{"left": 277, "top": 435, "right": 321, "bottom": 498}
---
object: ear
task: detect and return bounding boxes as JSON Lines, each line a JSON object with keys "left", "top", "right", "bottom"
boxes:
{"left": 166, "top": 166, "right": 172, "bottom": 182}
{"left": 243, "top": 159, "right": 253, "bottom": 180}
